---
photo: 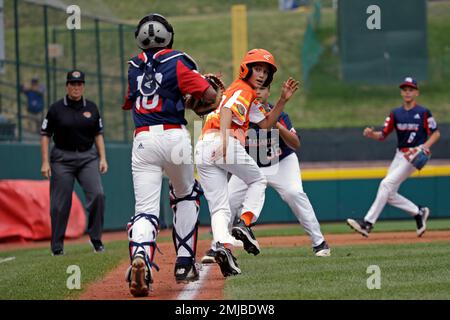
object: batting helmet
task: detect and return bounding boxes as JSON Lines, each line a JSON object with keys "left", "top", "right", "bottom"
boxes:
{"left": 135, "top": 13, "right": 174, "bottom": 50}
{"left": 239, "top": 49, "right": 277, "bottom": 87}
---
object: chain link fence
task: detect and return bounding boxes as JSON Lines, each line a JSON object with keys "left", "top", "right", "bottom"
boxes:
{"left": 0, "top": 0, "right": 136, "bottom": 142}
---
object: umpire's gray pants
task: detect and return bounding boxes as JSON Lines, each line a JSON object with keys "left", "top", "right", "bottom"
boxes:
{"left": 50, "top": 146, "right": 105, "bottom": 252}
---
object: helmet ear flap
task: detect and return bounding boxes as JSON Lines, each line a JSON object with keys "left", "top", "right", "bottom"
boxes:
{"left": 239, "top": 63, "right": 253, "bottom": 80}
{"left": 239, "top": 64, "right": 248, "bottom": 79}
{"left": 263, "top": 72, "right": 274, "bottom": 87}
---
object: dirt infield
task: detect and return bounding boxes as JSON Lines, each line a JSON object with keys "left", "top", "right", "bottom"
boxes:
{"left": 2, "top": 225, "right": 449, "bottom": 300}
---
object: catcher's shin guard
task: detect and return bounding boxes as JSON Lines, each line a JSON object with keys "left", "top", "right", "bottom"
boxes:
{"left": 126, "top": 213, "right": 161, "bottom": 297}
{"left": 169, "top": 180, "right": 203, "bottom": 259}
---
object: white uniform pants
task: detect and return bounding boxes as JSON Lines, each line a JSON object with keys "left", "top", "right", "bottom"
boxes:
{"left": 365, "top": 149, "right": 419, "bottom": 224}
{"left": 131, "top": 126, "right": 198, "bottom": 258}
{"left": 195, "top": 135, "right": 267, "bottom": 245}
{"left": 228, "top": 153, "right": 325, "bottom": 247}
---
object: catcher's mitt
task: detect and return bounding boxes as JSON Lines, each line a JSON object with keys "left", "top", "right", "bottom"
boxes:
{"left": 404, "top": 146, "right": 431, "bottom": 170}
{"left": 185, "top": 73, "right": 225, "bottom": 117}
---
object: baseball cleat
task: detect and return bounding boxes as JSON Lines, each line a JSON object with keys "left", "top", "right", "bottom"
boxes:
{"left": 416, "top": 206, "right": 430, "bottom": 237}
{"left": 313, "top": 241, "right": 331, "bottom": 257}
{"left": 231, "top": 219, "right": 260, "bottom": 255}
{"left": 174, "top": 262, "right": 199, "bottom": 284}
{"left": 129, "top": 256, "right": 151, "bottom": 297}
{"left": 215, "top": 242, "right": 241, "bottom": 277}
{"left": 346, "top": 218, "right": 372, "bottom": 237}
{"left": 201, "top": 249, "right": 217, "bottom": 264}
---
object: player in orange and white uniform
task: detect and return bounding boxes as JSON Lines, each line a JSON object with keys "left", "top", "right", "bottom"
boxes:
{"left": 194, "top": 49, "right": 299, "bottom": 276}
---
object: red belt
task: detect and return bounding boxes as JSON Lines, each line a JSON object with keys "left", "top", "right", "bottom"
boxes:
{"left": 399, "top": 147, "right": 411, "bottom": 153}
{"left": 134, "top": 124, "right": 182, "bottom": 137}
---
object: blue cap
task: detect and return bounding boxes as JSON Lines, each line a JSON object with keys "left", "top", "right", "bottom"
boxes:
{"left": 399, "top": 76, "right": 418, "bottom": 90}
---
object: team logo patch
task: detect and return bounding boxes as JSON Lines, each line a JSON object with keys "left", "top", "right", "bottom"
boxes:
{"left": 83, "top": 111, "right": 92, "bottom": 119}
{"left": 72, "top": 71, "right": 81, "bottom": 78}
{"left": 236, "top": 103, "right": 246, "bottom": 116}
{"left": 263, "top": 54, "right": 271, "bottom": 61}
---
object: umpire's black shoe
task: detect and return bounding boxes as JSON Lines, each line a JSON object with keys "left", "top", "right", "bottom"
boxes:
{"left": 90, "top": 239, "right": 105, "bottom": 253}
{"left": 346, "top": 219, "right": 373, "bottom": 237}
{"left": 232, "top": 219, "right": 260, "bottom": 255}
{"left": 174, "top": 261, "right": 199, "bottom": 284}
{"left": 51, "top": 249, "right": 65, "bottom": 256}
{"left": 215, "top": 242, "right": 241, "bottom": 277}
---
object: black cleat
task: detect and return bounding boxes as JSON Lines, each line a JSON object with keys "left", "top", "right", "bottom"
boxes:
{"left": 231, "top": 219, "right": 260, "bottom": 255}
{"left": 313, "top": 241, "right": 331, "bottom": 257}
{"left": 201, "top": 248, "right": 217, "bottom": 264}
{"left": 174, "top": 262, "right": 199, "bottom": 284}
{"left": 215, "top": 242, "right": 241, "bottom": 277}
{"left": 346, "top": 219, "right": 373, "bottom": 237}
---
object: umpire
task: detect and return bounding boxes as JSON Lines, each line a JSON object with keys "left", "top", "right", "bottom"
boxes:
{"left": 40, "top": 70, "right": 108, "bottom": 256}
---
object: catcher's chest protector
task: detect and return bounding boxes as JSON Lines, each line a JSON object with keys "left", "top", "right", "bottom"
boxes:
{"left": 126, "top": 50, "right": 199, "bottom": 126}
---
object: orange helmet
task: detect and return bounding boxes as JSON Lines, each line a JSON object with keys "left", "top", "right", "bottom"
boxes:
{"left": 239, "top": 49, "right": 277, "bottom": 86}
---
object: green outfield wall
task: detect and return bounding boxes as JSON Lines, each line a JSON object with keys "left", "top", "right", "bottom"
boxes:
{"left": 1, "top": 143, "right": 449, "bottom": 231}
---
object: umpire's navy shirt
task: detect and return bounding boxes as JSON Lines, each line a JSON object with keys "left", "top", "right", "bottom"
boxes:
{"left": 40, "top": 95, "right": 103, "bottom": 152}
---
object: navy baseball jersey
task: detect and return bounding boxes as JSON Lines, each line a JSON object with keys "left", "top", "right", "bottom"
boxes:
{"left": 246, "top": 103, "right": 297, "bottom": 167}
{"left": 122, "top": 49, "right": 209, "bottom": 127}
{"left": 380, "top": 104, "right": 438, "bottom": 148}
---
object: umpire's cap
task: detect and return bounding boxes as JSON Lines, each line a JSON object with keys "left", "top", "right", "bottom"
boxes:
{"left": 66, "top": 70, "right": 85, "bottom": 84}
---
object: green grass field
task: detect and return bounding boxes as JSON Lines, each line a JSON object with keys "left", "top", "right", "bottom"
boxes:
{"left": 226, "top": 242, "right": 450, "bottom": 300}
{"left": 253, "top": 218, "right": 450, "bottom": 237}
{"left": 0, "top": 240, "right": 127, "bottom": 300}
{"left": 1, "top": 219, "right": 449, "bottom": 300}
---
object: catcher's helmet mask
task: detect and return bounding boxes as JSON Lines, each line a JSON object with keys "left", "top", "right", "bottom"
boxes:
{"left": 239, "top": 49, "right": 277, "bottom": 87}
{"left": 135, "top": 13, "right": 174, "bottom": 50}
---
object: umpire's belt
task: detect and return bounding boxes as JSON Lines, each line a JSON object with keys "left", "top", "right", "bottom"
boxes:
{"left": 134, "top": 124, "right": 183, "bottom": 137}
{"left": 57, "top": 144, "right": 92, "bottom": 152}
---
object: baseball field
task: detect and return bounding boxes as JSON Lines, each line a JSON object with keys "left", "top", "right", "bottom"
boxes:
{"left": 1, "top": 219, "right": 450, "bottom": 300}
{"left": 1, "top": 0, "right": 450, "bottom": 308}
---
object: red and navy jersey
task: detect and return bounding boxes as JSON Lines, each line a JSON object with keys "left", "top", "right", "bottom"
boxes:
{"left": 246, "top": 103, "right": 297, "bottom": 167}
{"left": 380, "top": 104, "right": 438, "bottom": 148}
{"left": 122, "top": 48, "right": 210, "bottom": 127}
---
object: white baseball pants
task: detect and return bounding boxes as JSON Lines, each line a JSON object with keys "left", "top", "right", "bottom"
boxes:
{"left": 228, "top": 153, "right": 326, "bottom": 247}
{"left": 195, "top": 134, "right": 267, "bottom": 245}
{"left": 131, "top": 126, "right": 198, "bottom": 258}
{"left": 365, "top": 149, "right": 419, "bottom": 224}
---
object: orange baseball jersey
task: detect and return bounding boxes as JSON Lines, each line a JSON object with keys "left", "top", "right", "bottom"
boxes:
{"left": 201, "top": 78, "right": 266, "bottom": 144}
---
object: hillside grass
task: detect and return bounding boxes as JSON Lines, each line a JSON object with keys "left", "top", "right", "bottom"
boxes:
{"left": 1, "top": 0, "right": 450, "bottom": 139}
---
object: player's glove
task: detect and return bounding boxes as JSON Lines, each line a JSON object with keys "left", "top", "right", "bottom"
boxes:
{"left": 185, "top": 73, "right": 225, "bottom": 117}
{"left": 403, "top": 145, "right": 431, "bottom": 170}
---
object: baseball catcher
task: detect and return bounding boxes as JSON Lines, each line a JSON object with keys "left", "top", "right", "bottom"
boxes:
{"left": 122, "top": 13, "right": 221, "bottom": 297}
{"left": 185, "top": 73, "right": 225, "bottom": 116}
